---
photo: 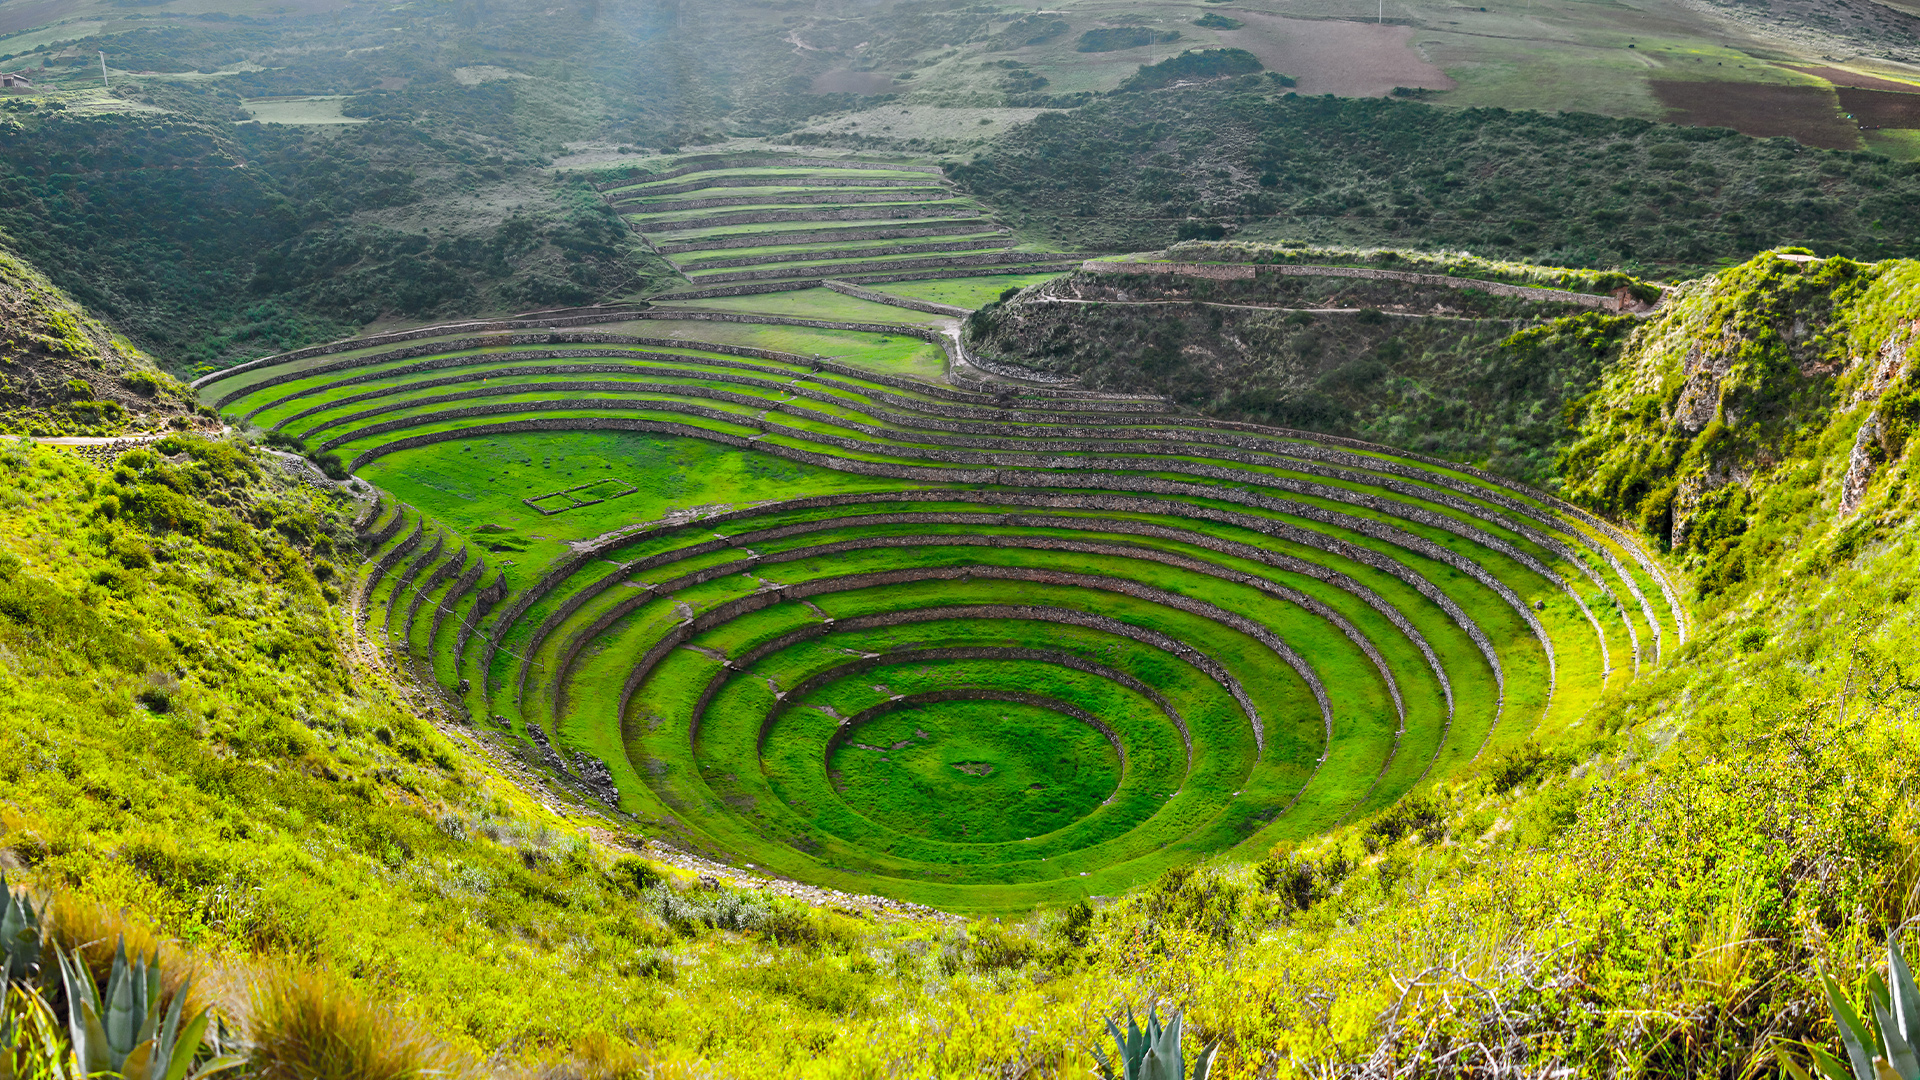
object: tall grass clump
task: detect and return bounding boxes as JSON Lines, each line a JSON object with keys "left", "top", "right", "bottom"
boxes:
{"left": 246, "top": 970, "right": 470, "bottom": 1080}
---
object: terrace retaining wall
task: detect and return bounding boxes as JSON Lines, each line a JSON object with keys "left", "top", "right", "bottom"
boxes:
{"left": 353, "top": 420, "right": 1522, "bottom": 691}
{"left": 682, "top": 238, "right": 1008, "bottom": 272}
{"left": 619, "top": 188, "right": 947, "bottom": 212}
{"left": 658, "top": 261, "right": 1078, "bottom": 300}
{"left": 425, "top": 549, "right": 474, "bottom": 661}
{"left": 647, "top": 204, "right": 976, "bottom": 234}
{"left": 658, "top": 223, "right": 1003, "bottom": 255}
{"left": 1082, "top": 260, "right": 1640, "bottom": 311}
{"left": 687, "top": 250, "right": 1077, "bottom": 285}
{"left": 594, "top": 156, "right": 942, "bottom": 189}
{"left": 492, "top": 489, "right": 1490, "bottom": 720}
{"left": 615, "top": 175, "right": 944, "bottom": 199}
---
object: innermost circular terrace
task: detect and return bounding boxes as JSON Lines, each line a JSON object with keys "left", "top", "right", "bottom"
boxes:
{"left": 824, "top": 694, "right": 1125, "bottom": 845}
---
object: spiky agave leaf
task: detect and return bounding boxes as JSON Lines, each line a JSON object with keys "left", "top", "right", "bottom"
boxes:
{"left": 1889, "top": 933, "right": 1920, "bottom": 1066}
{"left": 1191, "top": 1042, "right": 1218, "bottom": 1080}
{"left": 0, "top": 874, "right": 41, "bottom": 987}
{"left": 1100, "top": 1006, "right": 1218, "bottom": 1080}
{"left": 57, "top": 947, "right": 112, "bottom": 1076}
{"left": 1871, "top": 997, "right": 1917, "bottom": 1080}
{"left": 1824, "top": 967, "right": 1880, "bottom": 1080}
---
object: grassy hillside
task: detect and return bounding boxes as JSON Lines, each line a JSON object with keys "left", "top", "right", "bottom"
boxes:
{"left": 1, "top": 404, "right": 1918, "bottom": 1076}
{"left": 0, "top": 216, "right": 1918, "bottom": 1080}
{"left": 951, "top": 84, "right": 1920, "bottom": 275}
{"left": 1560, "top": 251, "right": 1920, "bottom": 595}
{"left": 0, "top": 244, "right": 203, "bottom": 436}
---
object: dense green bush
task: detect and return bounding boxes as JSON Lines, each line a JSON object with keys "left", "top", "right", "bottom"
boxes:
{"left": 1119, "top": 49, "right": 1268, "bottom": 93}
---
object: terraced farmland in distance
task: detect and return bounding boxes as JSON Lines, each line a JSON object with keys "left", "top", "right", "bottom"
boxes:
{"left": 603, "top": 154, "right": 1093, "bottom": 299}
{"left": 195, "top": 271, "right": 1685, "bottom": 910}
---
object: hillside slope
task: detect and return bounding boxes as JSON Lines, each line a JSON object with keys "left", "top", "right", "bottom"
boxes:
{"left": 3, "top": 252, "right": 1920, "bottom": 1077}
{"left": 1561, "top": 251, "right": 1920, "bottom": 596}
{"left": 0, "top": 244, "right": 202, "bottom": 436}
{"left": 952, "top": 86, "right": 1920, "bottom": 273}
{"left": 963, "top": 243, "right": 1648, "bottom": 484}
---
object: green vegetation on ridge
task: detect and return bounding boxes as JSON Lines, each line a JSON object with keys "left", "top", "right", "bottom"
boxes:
{"left": 952, "top": 83, "right": 1920, "bottom": 274}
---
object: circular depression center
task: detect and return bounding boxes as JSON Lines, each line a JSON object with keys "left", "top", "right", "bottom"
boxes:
{"left": 826, "top": 695, "right": 1123, "bottom": 844}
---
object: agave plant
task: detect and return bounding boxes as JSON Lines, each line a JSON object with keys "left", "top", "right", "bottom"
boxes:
{"left": 0, "top": 874, "right": 41, "bottom": 986}
{"left": 1789, "top": 932, "right": 1920, "bottom": 1080}
{"left": 55, "top": 939, "right": 242, "bottom": 1080}
{"left": 1095, "top": 1007, "right": 1217, "bottom": 1080}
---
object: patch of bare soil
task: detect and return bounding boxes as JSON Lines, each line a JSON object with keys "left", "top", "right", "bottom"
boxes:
{"left": 1652, "top": 79, "right": 1861, "bottom": 149}
{"left": 1216, "top": 14, "right": 1456, "bottom": 97}
{"left": 1836, "top": 85, "right": 1920, "bottom": 129}
{"left": 810, "top": 70, "right": 897, "bottom": 95}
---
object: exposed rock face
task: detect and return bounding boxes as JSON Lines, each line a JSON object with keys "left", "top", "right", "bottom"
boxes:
{"left": 1671, "top": 344, "right": 1729, "bottom": 435}
{"left": 1841, "top": 413, "right": 1883, "bottom": 515}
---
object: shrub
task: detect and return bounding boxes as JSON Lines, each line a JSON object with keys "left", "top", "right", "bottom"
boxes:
{"left": 1483, "top": 741, "right": 1561, "bottom": 793}
{"left": 0, "top": 984, "right": 74, "bottom": 1080}
{"left": 1141, "top": 867, "right": 1243, "bottom": 945}
{"left": 607, "top": 856, "right": 662, "bottom": 895}
{"left": 1076, "top": 27, "right": 1181, "bottom": 52}
{"left": 1361, "top": 795, "right": 1445, "bottom": 852}
{"left": 1120, "top": 48, "right": 1263, "bottom": 93}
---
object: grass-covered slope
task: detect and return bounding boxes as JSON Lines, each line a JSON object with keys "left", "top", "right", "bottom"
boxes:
{"left": 0, "top": 434, "right": 982, "bottom": 1073}
{"left": 3, "top": 239, "right": 1919, "bottom": 1080}
{"left": 953, "top": 82, "right": 1920, "bottom": 273}
{"left": 1561, "top": 251, "right": 1920, "bottom": 596}
{"left": 193, "top": 302, "right": 1681, "bottom": 911}
{"left": 0, "top": 245, "right": 203, "bottom": 436}
{"left": 4, "top": 398, "right": 1920, "bottom": 1077}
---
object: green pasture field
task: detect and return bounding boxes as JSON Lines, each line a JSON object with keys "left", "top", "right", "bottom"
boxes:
{"left": 605, "top": 166, "right": 942, "bottom": 195}
{"left": 1867, "top": 129, "right": 1920, "bottom": 160}
{"left": 651, "top": 289, "right": 955, "bottom": 327}
{"left": 597, "top": 318, "right": 950, "bottom": 380}
{"left": 617, "top": 184, "right": 951, "bottom": 208}
{"left": 679, "top": 248, "right": 1033, "bottom": 281}
{"left": 241, "top": 96, "right": 368, "bottom": 125}
{"left": 823, "top": 698, "right": 1124, "bottom": 845}
{"left": 874, "top": 274, "right": 1072, "bottom": 309}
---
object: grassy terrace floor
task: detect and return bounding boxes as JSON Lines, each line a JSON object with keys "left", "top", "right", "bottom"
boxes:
{"left": 196, "top": 262, "right": 1683, "bottom": 910}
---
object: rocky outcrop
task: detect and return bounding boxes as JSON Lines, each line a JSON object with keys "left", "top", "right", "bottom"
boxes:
{"left": 1841, "top": 413, "right": 1883, "bottom": 514}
